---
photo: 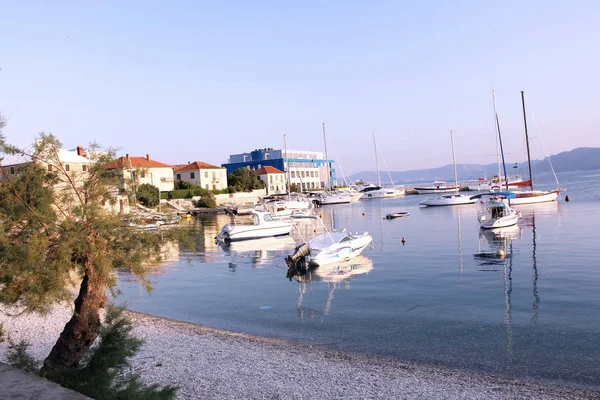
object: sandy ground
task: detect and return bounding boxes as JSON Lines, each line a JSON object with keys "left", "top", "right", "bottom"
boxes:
{"left": 1, "top": 303, "right": 598, "bottom": 400}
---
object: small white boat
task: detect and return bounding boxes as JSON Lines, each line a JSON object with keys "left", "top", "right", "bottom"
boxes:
{"left": 313, "top": 191, "right": 353, "bottom": 205}
{"left": 286, "top": 230, "right": 373, "bottom": 269}
{"left": 359, "top": 185, "right": 403, "bottom": 199}
{"left": 216, "top": 210, "right": 294, "bottom": 243}
{"left": 420, "top": 193, "right": 476, "bottom": 207}
{"left": 509, "top": 189, "right": 560, "bottom": 205}
{"left": 385, "top": 212, "right": 410, "bottom": 219}
{"left": 414, "top": 180, "right": 459, "bottom": 194}
{"left": 478, "top": 195, "right": 520, "bottom": 229}
{"left": 306, "top": 231, "right": 373, "bottom": 266}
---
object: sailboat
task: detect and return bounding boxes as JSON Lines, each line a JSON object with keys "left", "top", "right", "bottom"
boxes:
{"left": 359, "top": 132, "right": 404, "bottom": 199}
{"left": 507, "top": 91, "right": 560, "bottom": 205}
{"left": 420, "top": 131, "right": 476, "bottom": 207}
{"left": 478, "top": 90, "right": 520, "bottom": 229}
{"left": 314, "top": 123, "right": 360, "bottom": 205}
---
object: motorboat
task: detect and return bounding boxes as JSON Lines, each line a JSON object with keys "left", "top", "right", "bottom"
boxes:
{"left": 385, "top": 212, "right": 410, "bottom": 219}
{"left": 215, "top": 210, "right": 294, "bottom": 243}
{"left": 414, "top": 180, "right": 459, "bottom": 194}
{"left": 286, "top": 230, "right": 373, "bottom": 268}
{"left": 478, "top": 194, "right": 520, "bottom": 229}
{"left": 420, "top": 193, "right": 476, "bottom": 206}
{"left": 359, "top": 185, "right": 403, "bottom": 199}
{"left": 312, "top": 191, "right": 353, "bottom": 206}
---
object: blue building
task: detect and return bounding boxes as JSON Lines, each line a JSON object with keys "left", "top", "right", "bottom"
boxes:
{"left": 222, "top": 147, "right": 336, "bottom": 191}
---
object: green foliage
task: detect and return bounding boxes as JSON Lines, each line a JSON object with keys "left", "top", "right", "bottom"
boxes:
{"left": 7, "top": 339, "right": 39, "bottom": 373}
{"left": 136, "top": 183, "right": 159, "bottom": 207}
{"left": 174, "top": 180, "right": 193, "bottom": 190}
{"left": 196, "top": 189, "right": 216, "bottom": 208}
{"left": 0, "top": 322, "right": 5, "bottom": 343}
{"left": 227, "top": 168, "right": 264, "bottom": 192}
{"left": 46, "top": 304, "right": 177, "bottom": 400}
{"left": 289, "top": 183, "right": 300, "bottom": 193}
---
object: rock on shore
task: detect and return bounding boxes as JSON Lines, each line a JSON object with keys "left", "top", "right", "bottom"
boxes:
{"left": 1, "top": 303, "right": 597, "bottom": 399}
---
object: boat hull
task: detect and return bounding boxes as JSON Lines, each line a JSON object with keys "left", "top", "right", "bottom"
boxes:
{"left": 309, "top": 235, "right": 373, "bottom": 266}
{"left": 509, "top": 190, "right": 559, "bottom": 205}
{"left": 420, "top": 195, "right": 476, "bottom": 207}
{"left": 414, "top": 187, "right": 459, "bottom": 194}
{"left": 217, "top": 223, "right": 293, "bottom": 242}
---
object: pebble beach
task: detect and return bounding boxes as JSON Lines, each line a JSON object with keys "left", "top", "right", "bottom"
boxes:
{"left": 1, "top": 303, "right": 598, "bottom": 400}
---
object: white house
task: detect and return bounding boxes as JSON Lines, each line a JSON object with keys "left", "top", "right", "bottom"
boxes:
{"left": 256, "top": 166, "right": 286, "bottom": 195}
{"left": 105, "top": 154, "right": 174, "bottom": 193}
{"left": 174, "top": 161, "right": 228, "bottom": 190}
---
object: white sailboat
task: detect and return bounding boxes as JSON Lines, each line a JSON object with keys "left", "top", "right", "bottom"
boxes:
{"left": 360, "top": 132, "right": 404, "bottom": 199}
{"left": 314, "top": 123, "right": 354, "bottom": 205}
{"left": 478, "top": 90, "right": 520, "bottom": 229}
{"left": 507, "top": 91, "right": 560, "bottom": 205}
{"left": 420, "top": 131, "right": 476, "bottom": 207}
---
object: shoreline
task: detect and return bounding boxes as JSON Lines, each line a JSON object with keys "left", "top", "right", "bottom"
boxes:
{"left": 1, "top": 304, "right": 598, "bottom": 399}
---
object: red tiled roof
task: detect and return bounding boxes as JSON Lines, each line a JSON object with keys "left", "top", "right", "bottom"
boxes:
{"left": 105, "top": 156, "right": 173, "bottom": 169}
{"left": 256, "top": 166, "right": 284, "bottom": 175}
{"left": 174, "top": 161, "right": 223, "bottom": 172}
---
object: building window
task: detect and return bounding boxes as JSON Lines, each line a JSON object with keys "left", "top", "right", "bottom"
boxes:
{"left": 191, "top": 172, "right": 195, "bottom": 179}
{"left": 82, "top": 165, "right": 87, "bottom": 172}
{"left": 269, "top": 175, "right": 273, "bottom": 184}
{"left": 140, "top": 170, "right": 146, "bottom": 178}
{"left": 205, "top": 184, "right": 209, "bottom": 189}
{"left": 10, "top": 166, "right": 15, "bottom": 174}
{"left": 291, "top": 171, "right": 295, "bottom": 178}
{"left": 176, "top": 173, "right": 181, "bottom": 180}
{"left": 212, "top": 171, "right": 216, "bottom": 179}
{"left": 205, "top": 171, "right": 208, "bottom": 178}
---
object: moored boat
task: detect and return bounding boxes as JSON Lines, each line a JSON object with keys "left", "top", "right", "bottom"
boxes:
{"left": 385, "top": 212, "right": 410, "bottom": 219}
{"left": 216, "top": 210, "right": 294, "bottom": 243}
{"left": 414, "top": 180, "right": 459, "bottom": 194}
{"left": 286, "top": 230, "right": 373, "bottom": 268}
{"left": 478, "top": 194, "right": 520, "bottom": 229}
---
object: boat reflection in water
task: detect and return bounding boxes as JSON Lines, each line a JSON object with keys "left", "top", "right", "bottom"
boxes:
{"left": 290, "top": 255, "right": 374, "bottom": 320}
{"left": 474, "top": 223, "right": 522, "bottom": 359}
{"left": 219, "top": 236, "right": 297, "bottom": 270}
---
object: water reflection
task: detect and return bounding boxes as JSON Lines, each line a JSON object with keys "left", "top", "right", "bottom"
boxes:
{"left": 218, "top": 236, "right": 297, "bottom": 269}
{"left": 292, "top": 255, "right": 374, "bottom": 320}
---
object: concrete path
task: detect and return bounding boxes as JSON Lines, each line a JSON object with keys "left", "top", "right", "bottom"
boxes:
{"left": 0, "top": 362, "right": 89, "bottom": 400}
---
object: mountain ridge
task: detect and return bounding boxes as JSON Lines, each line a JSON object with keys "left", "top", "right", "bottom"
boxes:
{"left": 346, "top": 147, "right": 600, "bottom": 184}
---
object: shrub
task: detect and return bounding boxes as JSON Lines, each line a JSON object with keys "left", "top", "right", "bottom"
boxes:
{"left": 136, "top": 183, "right": 159, "bottom": 207}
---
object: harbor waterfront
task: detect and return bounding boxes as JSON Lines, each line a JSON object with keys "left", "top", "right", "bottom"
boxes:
{"left": 116, "top": 170, "right": 600, "bottom": 389}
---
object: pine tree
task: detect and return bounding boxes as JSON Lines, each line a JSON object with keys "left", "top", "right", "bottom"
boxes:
{"left": 0, "top": 118, "right": 177, "bottom": 392}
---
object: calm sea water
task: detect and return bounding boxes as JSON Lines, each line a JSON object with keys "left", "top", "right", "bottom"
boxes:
{"left": 116, "top": 170, "right": 600, "bottom": 388}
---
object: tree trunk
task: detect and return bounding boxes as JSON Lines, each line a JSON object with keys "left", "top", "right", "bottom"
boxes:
{"left": 41, "top": 261, "right": 107, "bottom": 376}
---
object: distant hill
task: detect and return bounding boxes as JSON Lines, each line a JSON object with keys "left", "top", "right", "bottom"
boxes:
{"left": 347, "top": 147, "right": 600, "bottom": 184}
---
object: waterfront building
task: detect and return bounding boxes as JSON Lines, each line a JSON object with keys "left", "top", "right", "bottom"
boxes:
{"left": 105, "top": 154, "right": 175, "bottom": 193}
{"left": 256, "top": 166, "right": 286, "bottom": 195}
{"left": 222, "top": 147, "right": 336, "bottom": 191}
{"left": 174, "top": 161, "right": 228, "bottom": 191}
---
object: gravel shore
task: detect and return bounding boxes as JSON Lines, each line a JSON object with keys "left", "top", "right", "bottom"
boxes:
{"left": 1, "top": 303, "right": 598, "bottom": 400}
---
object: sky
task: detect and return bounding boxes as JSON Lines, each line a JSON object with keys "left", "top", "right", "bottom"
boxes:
{"left": 1, "top": 1, "right": 599, "bottom": 175}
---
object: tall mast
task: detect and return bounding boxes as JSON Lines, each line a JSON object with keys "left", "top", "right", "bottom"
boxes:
{"left": 521, "top": 90, "right": 534, "bottom": 190}
{"left": 283, "top": 134, "right": 291, "bottom": 199}
{"left": 322, "top": 123, "right": 330, "bottom": 190}
{"left": 496, "top": 110, "right": 510, "bottom": 192}
{"left": 450, "top": 130, "right": 458, "bottom": 190}
{"left": 372, "top": 132, "right": 381, "bottom": 186}
{"left": 492, "top": 89, "right": 502, "bottom": 181}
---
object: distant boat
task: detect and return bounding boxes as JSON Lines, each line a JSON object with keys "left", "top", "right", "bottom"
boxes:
{"left": 508, "top": 91, "right": 560, "bottom": 205}
{"left": 385, "top": 212, "right": 410, "bottom": 219}
{"left": 414, "top": 180, "right": 459, "bottom": 194}
{"left": 420, "top": 131, "right": 476, "bottom": 207}
{"left": 360, "top": 132, "right": 405, "bottom": 199}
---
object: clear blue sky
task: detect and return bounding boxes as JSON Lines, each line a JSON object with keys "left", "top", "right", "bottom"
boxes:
{"left": 1, "top": 1, "right": 599, "bottom": 175}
